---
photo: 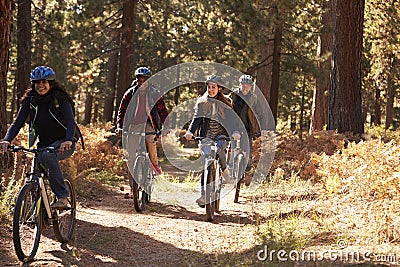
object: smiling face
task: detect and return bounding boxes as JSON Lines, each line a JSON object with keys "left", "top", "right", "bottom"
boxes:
{"left": 34, "top": 80, "right": 51, "bottom": 95}
{"left": 240, "top": 83, "right": 252, "bottom": 96}
{"left": 207, "top": 82, "right": 219, "bottom": 98}
{"left": 137, "top": 76, "right": 149, "bottom": 92}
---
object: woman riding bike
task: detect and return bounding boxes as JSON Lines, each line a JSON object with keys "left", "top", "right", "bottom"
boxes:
{"left": 0, "top": 66, "right": 78, "bottom": 209}
{"left": 185, "top": 74, "right": 240, "bottom": 207}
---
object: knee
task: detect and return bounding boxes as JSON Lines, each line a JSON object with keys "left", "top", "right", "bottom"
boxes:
{"left": 40, "top": 151, "right": 56, "bottom": 164}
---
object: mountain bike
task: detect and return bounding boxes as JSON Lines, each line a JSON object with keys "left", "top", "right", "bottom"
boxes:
{"left": 231, "top": 132, "right": 263, "bottom": 203}
{"left": 125, "top": 131, "right": 161, "bottom": 212}
{"left": 10, "top": 145, "right": 76, "bottom": 263}
{"left": 189, "top": 136, "right": 230, "bottom": 222}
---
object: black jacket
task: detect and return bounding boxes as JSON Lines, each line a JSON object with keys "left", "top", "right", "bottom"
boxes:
{"left": 3, "top": 90, "right": 76, "bottom": 147}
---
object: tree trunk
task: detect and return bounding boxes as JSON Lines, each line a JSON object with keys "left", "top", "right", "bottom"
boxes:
{"left": 115, "top": 0, "right": 137, "bottom": 122}
{"left": 328, "top": 0, "right": 365, "bottom": 134}
{"left": 93, "top": 101, "right": 99, "bottom": 124}
{"left": 269, "top": 13, "right": 283, "bottom": 125}
{"left": 255, "top": 44, "right": 273, "bottom": 104}
{"left": 16, "top": 0, "right": 31, "bottom": 106}
{"left": 33, "top": 0, "right": 46, "bottom": 64}
{"left": 83, "top": 93, "right": 93, "bottom": 125}
{"left": 0, "top": 0, "right": 13, "bottom": 137}
{"left": 310, "top": 0, "right": 333, "bottom": 132}
{"left": 299, "top": 75, "right": 306, "bottom": 136}
{"left": 103, "top": 50, "right": 118, "bottom": 122}
{"left": 0, "top": 0, "right": 13, "bottom": 173}
{"left": 385, "top": 58, "right": 398, "bottom": 129}
{"left": 373, "top": 82, "right": 381, "bottom": 125}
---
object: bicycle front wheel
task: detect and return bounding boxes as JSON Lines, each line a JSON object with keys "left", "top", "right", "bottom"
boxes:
{"left": 53, "top": 179, "right": 76, "bottom": 243}
{"left": 13, "top": 183, "right": 42, "bottom": 262}
{"left": 133, "top": 156, "right": 147, "bottom": 212}
{"left": 205, "top": 164, "right": 216, "bottom": 222}
{"left": 145, "top": 161, "right": 154, "bottom": 203}
{"left": 234, "top": 154, "right": 245, "bottom": 203}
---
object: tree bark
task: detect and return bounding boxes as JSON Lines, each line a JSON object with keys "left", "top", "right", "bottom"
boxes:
{"left": 328, "top": 0, "right": 365, "bottom": 134}
{"left": 0, "top": 0, "right": 13, "bottom": 136}
{"left": 385, "top": 58, "right": 398, "bottom": 129}
{"left": 83, "top": 93, "right": 93, "bottom": 125}
{"left": 269, "top": 11, "right": 282, "bottom": 125}
{"left": 103, "top": 50, "right": 118, "bottom": 122}
{"left": 115, "top": 0, "right": 137, "bottom": 122}
{"left": 373, "top": 82, "right": 381, "bottom": 125}
{"left": 16, "top": 0, "right": 31, "bottom": 106}
{"left": 310, "top": 0, "right": 333, "bottom": 132}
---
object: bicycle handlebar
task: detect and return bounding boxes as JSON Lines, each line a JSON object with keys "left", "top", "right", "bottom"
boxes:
{"left": 123, "top": 131, "right": 162, "bottom": 137}
{"left": 8, "top": 145, "right": 58, "bottom": 153}
{"left": 183, "top": 135, "right": 231, "bottom": 142}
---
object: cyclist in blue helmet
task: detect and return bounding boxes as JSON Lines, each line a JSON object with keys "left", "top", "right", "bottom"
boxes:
{"left": 0, "top": 66, "right": 79, "bottom": 208}
{"left": 116, "top": 66, "right": 169, "bottom": 199}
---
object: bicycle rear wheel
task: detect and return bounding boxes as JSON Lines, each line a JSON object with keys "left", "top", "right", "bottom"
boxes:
{"left": 53, "top": 179, "right": 76, "bottom": 243}
{"left": 13, "top": 183, "right": 42, "bottom": 262}
{"left": 133, "top": 156, "right": 147, "bottom": 212}
{"left": 234, "top": 155, "right": 245, "bottom": 203}
{"left": 205, "top": 164, "right": 216, "bottom": 222}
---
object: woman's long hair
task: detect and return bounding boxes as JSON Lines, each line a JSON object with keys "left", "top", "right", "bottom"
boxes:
{"left": 20, "top": 80, "right": 74, "bottom": 107}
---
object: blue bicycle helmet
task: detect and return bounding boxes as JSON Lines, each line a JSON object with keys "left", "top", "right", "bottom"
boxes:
{"left": 134, "top": 67, "right": 152, "bottom": 77}
{"left": 239, "top": 74, "right": 253, "bottom": 85}
{"left": 30, "top": 66, "right": 56, "bottom": 81}
{"left": 205, "top": 74, "right": 225, "bottom": 87}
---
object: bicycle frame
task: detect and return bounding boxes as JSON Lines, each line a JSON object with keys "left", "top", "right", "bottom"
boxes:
{"left": 230, "top": 139, "right": 246, "bottom": 184}
{"left": 196, "top": 136, "right": 230, "bottom": 221}
{"left": 201, "top": 141, "right": 221, "bottom": 202}
{"left": 19, "top": 147, "right": 54, "bottom": 219}
{"left": 36, "top": 165, "right": 52, "bottom": 220}
{"left": 11, "top": 145, "right": 76, "bottom": 262}
{"left": 124, "top": 130, "right": 160, "bottom": 212}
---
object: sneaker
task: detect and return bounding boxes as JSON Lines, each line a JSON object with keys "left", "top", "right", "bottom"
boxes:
{"left": 152, "top": 164, "right": 162, "bottom": 176}
{"left": 52, "top": 197, "right": 69, "bottom": 209}
{"left": 124, "top": 188, "right": 134, "bottom": 199}
{"left": 196, "top": 195, "right": 205, "bottom": 207}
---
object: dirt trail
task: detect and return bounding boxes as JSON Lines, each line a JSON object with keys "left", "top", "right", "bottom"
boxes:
{"left": 0, "top": 162, "right": 263, "bottom": 267}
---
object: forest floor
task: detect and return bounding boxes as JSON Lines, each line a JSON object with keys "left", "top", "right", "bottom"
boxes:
{"left": 0, "top": 131, "right": 398, "bottom": 267}
{"left": 0, "top": 158, "right": 270, "bottom": 267}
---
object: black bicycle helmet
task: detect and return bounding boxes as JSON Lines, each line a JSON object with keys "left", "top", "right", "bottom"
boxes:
{"left": 239, "top": 74, "right": 253, "bottom": 85}
{"left": 134, "top": 67, "right": 152, "bottom": 77}
{"left": 30, "top": 66, "right": 56, "bottom": 81}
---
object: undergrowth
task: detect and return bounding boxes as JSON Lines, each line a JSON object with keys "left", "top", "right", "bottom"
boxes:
{"left": 251, "top": 126, "right": 400, "bottom": 262}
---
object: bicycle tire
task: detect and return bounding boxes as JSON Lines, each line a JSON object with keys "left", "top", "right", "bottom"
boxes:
{"left": 53, "top": 179, "right": 76, "bottom": 243}
{"left": 145, "top": 161, "right": 154, "bottom": 203}
{"left": 215, "top": 167, "right": 223, "bottom": 213}
{"left": 205, "top": 164, "right": 216, "bottom": 222}
{"left": 13, "top": 182, "right": 42, "bottom": 262}
{"left": 133, "top": 156, "right": 146, "bottom": 212}
{"left": 234, "top": 155, "right": 245, "bottom": 203}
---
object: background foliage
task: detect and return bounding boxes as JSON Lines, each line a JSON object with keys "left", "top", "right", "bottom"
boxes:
{"left": 3, "top": 0, "right": 398, "bottom": 131}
